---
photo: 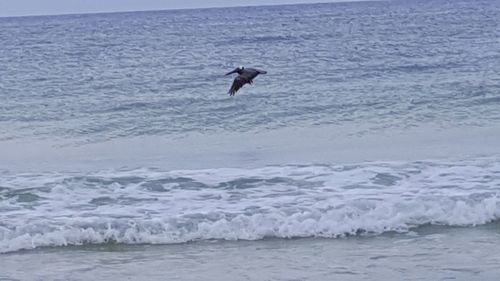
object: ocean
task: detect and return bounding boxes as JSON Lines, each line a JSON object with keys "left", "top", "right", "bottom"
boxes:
{"left": 1, "top": 0, "right": 500, "bottom": 280}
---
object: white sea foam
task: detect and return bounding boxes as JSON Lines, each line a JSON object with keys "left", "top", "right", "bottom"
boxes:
{"left": 1, "top": 157, "right": 500, "bottom": 253}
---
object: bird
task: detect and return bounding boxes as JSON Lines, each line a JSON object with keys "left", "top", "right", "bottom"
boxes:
{"left": 225, "top": 66, "right": 267, "bottom": 96}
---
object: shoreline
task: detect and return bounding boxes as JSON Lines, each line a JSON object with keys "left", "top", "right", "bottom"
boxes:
{"left": 2, "top": 223, "right": 500, "bottom": 280}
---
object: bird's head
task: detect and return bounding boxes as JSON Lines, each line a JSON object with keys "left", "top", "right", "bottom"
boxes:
{"left": 225, "top": 66, "right": 244, "bottom": 75}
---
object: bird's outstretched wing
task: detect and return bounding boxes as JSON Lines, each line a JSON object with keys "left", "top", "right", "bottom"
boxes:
{"left": 228, "top": 76, "right": 247, "bottom": 96}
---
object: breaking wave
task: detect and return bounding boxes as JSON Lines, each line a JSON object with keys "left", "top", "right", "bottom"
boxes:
{"left": 1, "top": 157, "right": 500, "bottom": 253}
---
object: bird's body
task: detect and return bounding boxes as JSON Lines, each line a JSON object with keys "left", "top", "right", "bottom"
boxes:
{"left": 225, "top": 66, "right": 267, "bottom": 96}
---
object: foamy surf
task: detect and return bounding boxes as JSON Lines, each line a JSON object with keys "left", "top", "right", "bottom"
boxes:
{"left": 1, "top": 157, "right": 500, "bottom": 253}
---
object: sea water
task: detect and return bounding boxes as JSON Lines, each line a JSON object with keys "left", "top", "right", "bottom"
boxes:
{"left": 1, "top": 0, "right": 500, "bottom": 280}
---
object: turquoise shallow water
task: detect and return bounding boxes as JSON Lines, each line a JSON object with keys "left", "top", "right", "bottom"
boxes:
{"left": 1, "top": 0, "right": 500, "bottom": 280}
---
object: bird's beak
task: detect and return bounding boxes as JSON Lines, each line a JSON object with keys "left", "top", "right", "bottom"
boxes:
{"left": 225, "top": 69, "right": 237, "bottom": 76}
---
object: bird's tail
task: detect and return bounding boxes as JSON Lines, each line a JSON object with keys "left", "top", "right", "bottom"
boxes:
{"left": 258, "top": 70, "right": 267, "bottom": 74}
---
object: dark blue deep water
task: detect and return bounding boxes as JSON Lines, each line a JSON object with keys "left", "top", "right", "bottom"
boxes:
{"left": 1, "top": 0, "right": 500, "bottom": 142}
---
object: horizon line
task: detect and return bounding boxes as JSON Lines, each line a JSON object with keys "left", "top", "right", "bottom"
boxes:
{"left": 0, "top": 0, "right": 381, "bottom": 19}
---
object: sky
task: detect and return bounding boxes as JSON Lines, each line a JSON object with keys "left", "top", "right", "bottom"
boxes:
{"left": 0, "top": 0, "right": 357, "bottom": 17}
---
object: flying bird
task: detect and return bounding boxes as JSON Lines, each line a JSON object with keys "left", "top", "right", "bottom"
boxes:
{"left": 225, "top": 66, "right": 267, "bottom": 96}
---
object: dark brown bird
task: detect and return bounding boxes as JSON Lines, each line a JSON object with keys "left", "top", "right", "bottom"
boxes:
{"left": 225, "top": 66, "right": 267, "bottom": 96}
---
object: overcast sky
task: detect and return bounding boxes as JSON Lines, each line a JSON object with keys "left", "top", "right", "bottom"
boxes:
{"left": 0, "top": 0, "right": 359, "bottom": 17}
